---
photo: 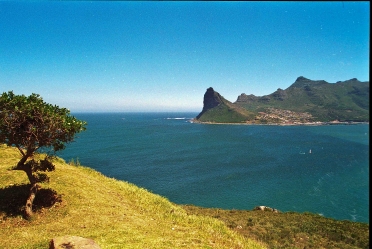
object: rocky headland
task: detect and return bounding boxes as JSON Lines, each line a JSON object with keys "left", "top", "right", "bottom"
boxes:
{"left": 194, "top": 77, "right": 369, "bottom": 124}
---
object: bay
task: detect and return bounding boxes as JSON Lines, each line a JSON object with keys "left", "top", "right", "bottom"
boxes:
{"left": 59, "top": 112, "right": 369, "bottom": 223}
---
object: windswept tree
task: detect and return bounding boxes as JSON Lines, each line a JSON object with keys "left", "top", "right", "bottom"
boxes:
{"left": 0, "top": 91, "right": 86, "bottom": 219}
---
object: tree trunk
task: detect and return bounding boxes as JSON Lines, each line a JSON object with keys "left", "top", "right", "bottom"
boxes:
{"left": 23, "top": 166, "right": 39, "bottom": 219}
{"left": 13, "top": 154, "right": 40, "bottom": 219}
{"left": 24, "top": 183, "right": 40, "bottom": 219}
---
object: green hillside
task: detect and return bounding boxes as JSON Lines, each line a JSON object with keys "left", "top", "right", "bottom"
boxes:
{"left": 195, "top": 77, "right": 369, "bottom": 123}
{"left": 195, "top": 103, "right": 255, "bottom": 124}
{"left": 235, "top": 77, "right": 369, "bottom": 122}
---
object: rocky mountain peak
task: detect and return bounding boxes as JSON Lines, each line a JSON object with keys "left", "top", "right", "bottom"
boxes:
{"left": 195, "top": 87, "right": 225, "bottom": 119}
{"left": 289, "top": 76, "right": 328, "bottom": 89}
{"left": 202, "top": 87, "right": 223, "bottom": 110}
{"left": 295, "top": 76, "right": 310, "bottom": 82}
{"left": 236, "top": 93, "right": 258, "bottom": 103}
{"left": 338, "top": 78, "right": 360, "bottom": 84}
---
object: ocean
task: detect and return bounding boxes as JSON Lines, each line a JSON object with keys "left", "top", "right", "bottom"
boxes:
{"left": 59, "top": 112, "right": 369, "bottom": 223}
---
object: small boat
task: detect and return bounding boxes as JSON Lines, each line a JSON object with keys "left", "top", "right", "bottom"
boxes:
{"left": 309, "top": 149, "right": 312, "bottom": 154}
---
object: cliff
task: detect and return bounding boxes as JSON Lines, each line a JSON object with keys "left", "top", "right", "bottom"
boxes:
{"left": 195, "top": 87, "right": 255, "bottom": 123}
{"left": 196, "top": 87, "right": 225, "bottom": 119}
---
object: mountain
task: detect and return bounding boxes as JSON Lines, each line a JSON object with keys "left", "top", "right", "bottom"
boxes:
{"left": 195, "top": 77, "right": 369, "bottom": 124}
{"left": 195, "top": 87, "right": 255, "bottom": 123}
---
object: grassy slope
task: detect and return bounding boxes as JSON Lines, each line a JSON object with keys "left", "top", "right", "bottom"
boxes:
{"left": 197, "top": 96, "right": 256, "bottom": 123}
{"left": 183, "top": 205, "right": 369, "bottom": 249}
{"left": 0, "top": 145, "right": 265, "bottom": 249}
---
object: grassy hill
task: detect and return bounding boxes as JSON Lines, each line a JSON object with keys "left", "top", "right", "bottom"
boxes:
{"left": 0, "top": 145, "right": 264, "bottom": 249}
{"left": 0, "top": 145, "right": 369, "bottom": 249}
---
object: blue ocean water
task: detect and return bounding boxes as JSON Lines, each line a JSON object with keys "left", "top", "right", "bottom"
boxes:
{"left": 59, "top": 113, "right": 369, "bottom": 223}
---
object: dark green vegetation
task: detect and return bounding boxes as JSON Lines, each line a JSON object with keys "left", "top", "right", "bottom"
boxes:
{"left": 0, "top": 91, "right": 86, "bottom": 218}
{"left": 195, "top": 77, "right": 369, "bottom": 123}
{"left": 195, "top": 87, "right": 256, "bottom": 123}
{"left": 182, "top": 205, "right": 369, "bottom": 249}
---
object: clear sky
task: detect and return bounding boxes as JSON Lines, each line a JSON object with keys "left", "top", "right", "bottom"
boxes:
{"left": 0, "top": 1, "right": 369, "bottom": 112}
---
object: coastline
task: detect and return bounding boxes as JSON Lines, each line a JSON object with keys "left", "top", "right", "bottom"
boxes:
{"left": 1, "top": 145, "right": 369, "bottom": 249}
{"left": 190, "top": 119, "right": 369, "bottom": 126}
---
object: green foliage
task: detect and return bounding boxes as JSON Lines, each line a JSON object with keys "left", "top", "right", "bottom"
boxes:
{"left": 0, "top": 91, "right": 87, "bottom": 218}
{"left": 21, "top": 156, "right": 56, "bottom": 183}
{"left": 24, "top": 156, "right": 55, "bottom": 172}
{"left": 0, "top": 91, "right": 87, "bottom": 155}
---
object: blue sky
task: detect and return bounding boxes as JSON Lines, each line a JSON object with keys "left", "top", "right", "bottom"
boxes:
{"left": 0, "top": 1, "right": 369, "bottom": 112}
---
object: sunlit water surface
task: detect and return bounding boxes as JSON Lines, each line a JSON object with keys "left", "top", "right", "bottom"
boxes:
{"left": 60, "top": 113, "right": 369, "bottom": 223}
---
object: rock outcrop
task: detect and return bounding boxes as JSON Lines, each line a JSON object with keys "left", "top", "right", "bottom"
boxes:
{"left": 253, "top": 206, "right": 280, "bottom": 213}
{"left": 195, "top": 87, "right": 255, "bottom": 123}
{"left": 49, "top": 236, "right": 101, "bottom": 249}
{"left": 288, "top": 76, "right": 328, "bottom": 89}
{"left": 235, "top": 93, "right": 259, "bottom": 103}
{"left": 196, "top": 87, "right": 224, "bottom": 119}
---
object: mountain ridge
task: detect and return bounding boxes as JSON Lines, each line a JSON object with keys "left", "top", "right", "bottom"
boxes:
{"left": 195, "top": 77, "right": 369, "bottom": 124}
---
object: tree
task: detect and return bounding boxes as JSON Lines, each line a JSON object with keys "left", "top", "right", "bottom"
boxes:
{"left": 0, "top": 91, "right": 86, "bottom": 219}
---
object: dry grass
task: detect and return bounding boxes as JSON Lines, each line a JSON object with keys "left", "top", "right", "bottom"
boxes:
{"left": 0, "top": 145, "right": 265, "bottom": 249}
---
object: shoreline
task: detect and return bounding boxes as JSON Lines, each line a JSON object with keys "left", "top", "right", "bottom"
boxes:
{"left": 190, "top": 119, "right": 369, "bottom": 126}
